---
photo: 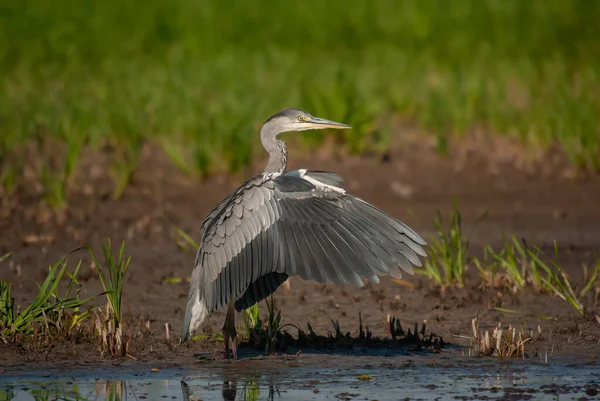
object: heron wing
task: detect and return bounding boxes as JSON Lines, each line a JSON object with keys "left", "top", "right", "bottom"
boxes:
{"left": 192, "top": 170, "right": 427, "bottom": 313}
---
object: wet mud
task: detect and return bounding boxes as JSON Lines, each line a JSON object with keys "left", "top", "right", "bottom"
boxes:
{"left": 1, "top": 139, "right": 599, "bottom": 378}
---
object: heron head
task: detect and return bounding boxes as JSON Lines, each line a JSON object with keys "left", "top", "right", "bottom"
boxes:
{"left": 264, "top": 108, "right": 351, "bottom": 134}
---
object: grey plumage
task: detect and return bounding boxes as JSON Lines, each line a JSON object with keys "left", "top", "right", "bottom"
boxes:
{"left": 182, "top": 108, "right": 427, "bottom": 344}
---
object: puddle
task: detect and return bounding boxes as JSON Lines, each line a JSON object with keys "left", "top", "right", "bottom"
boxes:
{"left": 1, "top": 358, "right": 599, "bottom": 400}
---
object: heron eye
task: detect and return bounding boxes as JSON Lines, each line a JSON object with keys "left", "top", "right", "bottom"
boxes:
{"left": 297, "top": 115, "right": 304, "bottom": 121}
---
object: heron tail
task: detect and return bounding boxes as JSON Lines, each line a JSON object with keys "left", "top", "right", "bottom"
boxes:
{"left": 181, "top": 265, "right": 207, "bottom": 343}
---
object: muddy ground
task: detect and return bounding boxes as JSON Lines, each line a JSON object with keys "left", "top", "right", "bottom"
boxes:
{"left": 1, "top": 132, "right": 599, "bottom": 367}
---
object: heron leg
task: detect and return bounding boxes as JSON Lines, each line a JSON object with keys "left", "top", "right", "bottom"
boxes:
{"left": 222, "top": 301, "right": 238, "bottom": 360}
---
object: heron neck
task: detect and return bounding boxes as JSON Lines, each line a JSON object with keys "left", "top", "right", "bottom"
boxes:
{"left": 261, "top": 124, "right": 288, "bottom": 174}
{"left": 264, "top": 139, "right": 287, "bottom": 174}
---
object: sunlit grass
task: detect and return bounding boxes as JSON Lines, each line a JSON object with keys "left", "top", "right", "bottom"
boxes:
{"left": 1, "top": 1, "right": 599, "bottom": 202}
{"left": 475, "top": 236, "right": 543, "bottom": 292}
{"left": 417, "top": 200, "right": 595, "bottom": 316}
{"left": 476, "top": 237, "right": 597, "bottom": 316}
{"left": 416, "top": 201, "right": 469, "bottom": 288}
{"left": 88, "top": 240, "right": 130, "bottom": 327}
{"left": 0, "top": 253, "right": 95, "bottom": 342}
{"left": 86, "top": 239, "right": 131, "bottom": 356}
{"left": 264, "top": 295, "right": 284, "bottom": 354}
{"left": 240, "top": 296, "right": 299, "bottom": 355}
{"left": 528, "top": 242, "right": 585, "bottom": 316}
{"left": 241, "top": 302, "right": 261, "bottom": 341}
{"left": 581, "top": 261, "right": 600, "bottom": 299}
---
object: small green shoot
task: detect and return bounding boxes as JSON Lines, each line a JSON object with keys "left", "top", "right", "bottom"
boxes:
{"left": 172, "top": 224, "right": 200, "bottom": 253}
{"left": 0, "top": 253, "right": 11, "bottom": 263}
{"left": 417, "top": 201, "right": 468, "bottom": 288}
{"left": 581, "top": 260, "right": 600, "bottom": 298}
{"left": 265, "top": 295, "right": 282, "bottom": 354}
{"left": 162, "top": 277, "right": 187, "bottom": 284}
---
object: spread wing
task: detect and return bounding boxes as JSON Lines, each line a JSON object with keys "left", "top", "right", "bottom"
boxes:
{"left": 187, "top": 169, "right": 427, "bottom": 316}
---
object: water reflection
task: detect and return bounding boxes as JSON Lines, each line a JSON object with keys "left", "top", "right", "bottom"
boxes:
{"left": 182, "top": 376, "right": 278, "bottom": 401}
{"left": 2, "top": 377, "right": 277, "bottom": 401}
{"left": 1, "top": 362, "right": 598, "bottom": 400}
{"left": 97, "top": 381, "right": 125, "bottom": 401}
{"left": 1, "top": 386, "right": 88, "bottom": 401}
{"left": 1, "top": 382, "right": 121, "bottom": 401}
{"left": 221, "top": 379, "right": 237, "bottom": 401}
{"left": 219, "top": 376, "right": 279, "bottom": 401}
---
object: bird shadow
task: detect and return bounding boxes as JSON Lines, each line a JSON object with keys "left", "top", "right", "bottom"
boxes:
{"left": 235, "top": 315, "right": 454, "bottom": 360}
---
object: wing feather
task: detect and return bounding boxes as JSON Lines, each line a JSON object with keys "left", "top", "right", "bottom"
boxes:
{"left": 295, "top": 222, "right": 321, "bottom": 282}
{"left": 331, "top": 224, "right": 382, "bottom": 282}
{"left": 190, "top": 170, "right": 427, "bottom": 315}
{"left": 281, "top": 220, "right": 298, "bottom": 276}
{"left": 316, "top": 225, "right": 364, "bottom": 287}
{"left": 304, "top": 223, "right": 337, "bottom": 283}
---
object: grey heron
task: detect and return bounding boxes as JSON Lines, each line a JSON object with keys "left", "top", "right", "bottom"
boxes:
{"left": 182, "top": 108, "right": 427, "bottom": 358}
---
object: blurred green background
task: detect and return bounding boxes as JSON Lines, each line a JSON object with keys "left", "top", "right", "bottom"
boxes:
{"left": 1, "top": 0, "right": 599, "bottom": 203}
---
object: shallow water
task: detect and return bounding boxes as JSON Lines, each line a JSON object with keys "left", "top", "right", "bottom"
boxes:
{"left": 1, "top": 357, "right": 599, "bottom": 401}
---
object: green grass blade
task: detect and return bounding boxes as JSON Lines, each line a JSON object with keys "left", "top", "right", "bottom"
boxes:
{"left": 580, "top": 261, "right": 600, "bottom": 297}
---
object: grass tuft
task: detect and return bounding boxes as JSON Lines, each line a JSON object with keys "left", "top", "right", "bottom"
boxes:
{"left": 241, "top": 296, "right": 298, "bottom": 355}
{"left": 86, "top": 239, "right": 131, "bottom": 356}
{"left": 475, "top": 236, "right": 543, "bottom": 292}
{"left": 580, "top": 260, "right": 600, "bottom": 300}
{"left": 241, "top": 303, "right": 261, "bottom": 341}
{"left": 0, "top": 253, "right": 95, "bottom": 343}
{"left": 416, "top": 201, "right": 469, "bottom": 289}
{"left": 476, "top": 237, "right": 595, "bottom": 316}
{"left": 262, "top": 295, "right": 286, "bottom": 355}
{"left": 528, "top": 242, "right": 585, "bottom": 316}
